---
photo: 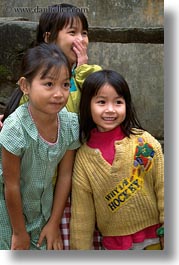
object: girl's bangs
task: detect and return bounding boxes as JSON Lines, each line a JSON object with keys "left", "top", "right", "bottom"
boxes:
{"left": 40, "top": 64, "right": 70, "bottom": 80}
{"left": 63, "top": 15, "right": 88, "bottom": 31}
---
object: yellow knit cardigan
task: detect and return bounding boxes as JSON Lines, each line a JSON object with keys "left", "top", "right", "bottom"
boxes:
{"left": 70, "top": 129, "right": 164, "bottom": 249}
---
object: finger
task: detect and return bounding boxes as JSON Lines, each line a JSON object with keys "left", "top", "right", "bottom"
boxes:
{"left": 52, "top": 242, "right": 59, "bottom": 250}
{"left": 37, "top": 232, "right": 45, "bottom": 248}
{"left": 58, "top": 241, "right": 63, "bottom": 250}
{"left": 72, "top": 46, "right": 81, "bottom": 57}
{"left": 53, "top": 241, "right": 63, "bottom": 250}
{"left": 73, "top": 39, "right": 87, "bottom": 51}
{"left": 47, "top": 241, "right": 53, "bottom": 250}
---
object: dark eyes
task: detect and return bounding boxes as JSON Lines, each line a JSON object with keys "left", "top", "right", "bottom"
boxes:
{"left": 116, "top": 100, "right": 124, "bottom": 104}
{"left": 97, "top": 100, "right": 105, "bottom": 104}
{"left": 63, "top": 82, "right": 71, "bottom": 89}
{"left": 97, "top": 100, "right": 123, "bottom": 105}
{"left": 69, "top": 30, "right": 75, "bottom": 35}
{"left": 69, "top": 30, "right": 88, "bottom": 37}
{"left": 44, "top": 82, "right": 70, "bottom": 90}
{"left": 46, "top": 82, "right": 53, "bottom": 87}
{"left": 82, "top": 31, "right": 88, "bottom": 36}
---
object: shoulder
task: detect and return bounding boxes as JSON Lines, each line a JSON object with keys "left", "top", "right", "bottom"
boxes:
{"left": 58, "top": 107, "right": 79, "bottom": 127}
{"left": 2, "top": 104, "right": 27, "bottom": 130}
{"left": 74, "top": 64, "right": 102, "bottom": 89}
{"left": 75, "top": 143, "right": 94, "bottom": 161}
{"left": 58, "top": 108, "right": 80, "bottom": 147}
{"left": 131, "top": 129, "right": 163, "bottom": 152}
{"left": 1, "top": 103, "right": 39, "bottom": 142}
{"left": 142, "top": 131, "right": 161, "bottom": 147}
{"left": 0, "top": 105, "right": 29, "bottom": 154}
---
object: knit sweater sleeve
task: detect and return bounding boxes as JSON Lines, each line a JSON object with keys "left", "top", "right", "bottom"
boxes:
{"left": 143, "top": 131, "right": 164, "bottom": 225}
{"left": 151, "top": 136, "right": 164, "bottom": 225}
{"left": 70, "top": 149, "right": 96, "bottom": 249}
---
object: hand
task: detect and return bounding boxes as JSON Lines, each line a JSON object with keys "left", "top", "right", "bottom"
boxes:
{"left": 11, "top": 231, "right": 30, "bottom": 250}
{"left": 0, "top": 114, "right": 4, "bottom": 129}
{"left": 37, "top": 222, "right": 63, "bottom": 250}
{"left": 72, "top": 39, "right": 88, "bottom": 66}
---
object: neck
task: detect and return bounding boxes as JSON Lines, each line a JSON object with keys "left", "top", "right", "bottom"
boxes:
{"left": 28, "top": 105, "right": 58, "bottom": 143}
{"left": 29, "top": 105, "right": 57, "bottom": 125}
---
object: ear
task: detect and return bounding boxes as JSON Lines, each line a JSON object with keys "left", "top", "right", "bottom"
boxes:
{"left": 44, "top": 32, "right": 51, "bottom": 43}
{"left": 18, "top": 77, "right": 30, "bottom": 95}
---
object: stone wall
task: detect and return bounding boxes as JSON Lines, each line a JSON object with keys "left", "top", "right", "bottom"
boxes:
{"left": 0, "top": 0, "right": 163, "bottom": 27}
{"left": 0, "top": 0, "right": 164, "bottom": 142}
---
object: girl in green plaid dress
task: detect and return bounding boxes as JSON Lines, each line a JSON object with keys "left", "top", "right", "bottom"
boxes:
{"left": 0, "top": 43, "right": 80, "bottom": 250}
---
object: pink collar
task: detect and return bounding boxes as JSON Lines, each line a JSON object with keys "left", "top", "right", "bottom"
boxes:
{"left": 87, "top": 126, "right": 126, "bottom": 164}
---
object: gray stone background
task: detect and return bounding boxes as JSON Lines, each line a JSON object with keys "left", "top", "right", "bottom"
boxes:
{"left": 0, "top": 0, "right": 164, "bottom": 144}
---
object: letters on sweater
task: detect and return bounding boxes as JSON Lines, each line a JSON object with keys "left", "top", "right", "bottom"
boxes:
{"left": 105, "top": 137, "right": 155, "bottom": 212}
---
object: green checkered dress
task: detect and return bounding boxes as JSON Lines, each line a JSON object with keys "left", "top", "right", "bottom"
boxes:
{"left": 0, "top": 103, "right": 80, "bottom": 250}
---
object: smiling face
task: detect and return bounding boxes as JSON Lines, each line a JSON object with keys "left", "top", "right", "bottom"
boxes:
{"left": 90, "top": 84, "right": 126, "bottom": 132}
{"left": 55, "top": 18, "right": 89, "bottom": 66}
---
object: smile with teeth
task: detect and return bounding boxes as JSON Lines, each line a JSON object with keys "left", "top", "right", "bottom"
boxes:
{"left": 103, "top": 117, "right": 116, "bottom": 121}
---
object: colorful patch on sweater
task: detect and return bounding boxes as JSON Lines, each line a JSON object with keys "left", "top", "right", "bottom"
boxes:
{"left": 104, "top": 137, "right": 155, "bottom": 212}
{"left": 133, "top": 137, "right": 155, "bottom": 173}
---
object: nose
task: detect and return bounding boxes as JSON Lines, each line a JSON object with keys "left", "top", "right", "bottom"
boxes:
{"left": 53, "top": 86, "right": 63, "bottom": 98}
{"left": 76, "top": 33, "right": 83, "bottom": 41}
{"left": 105, "top": 103, "right": 116, "bottom": 113}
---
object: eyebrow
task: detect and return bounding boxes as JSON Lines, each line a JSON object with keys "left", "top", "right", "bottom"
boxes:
{"left": 66, "top": 20, "right": 83, "bottom": 30}
{"left": 66, "top": 25, "right": 79, "bottom": 30}
{"left": 40, "top": 74, "right": 56, "bottom": 80}
{"left": 40, "top": 75, "right": 70, "bottom": 81}
{"left": 95, "top": 95, "right": 122, "bottom": 99}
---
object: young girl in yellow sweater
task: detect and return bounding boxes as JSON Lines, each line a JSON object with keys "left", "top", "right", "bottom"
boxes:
{"left": 70, "top": 69, "right": 164, "bottom": 250}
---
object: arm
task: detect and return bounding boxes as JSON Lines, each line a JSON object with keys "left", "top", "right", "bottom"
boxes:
{"left": 37, "top": 150, "right": 75, "bottom": 250}
{"left": 70, "top": 155, "right": 96, "bottom": 250}
{"left": 75, "top": 64, "right": 102, "bottom": 89}
{"left": 2, "top": 147, "right": 30, "bottom": 250}
{"left": 0, "top": 114, "right": 4, "bottom": 129}
{"left": 153, "top": 140, "right": 164, "bottom": 249}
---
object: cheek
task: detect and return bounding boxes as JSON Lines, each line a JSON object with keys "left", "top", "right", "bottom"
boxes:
{"left": 64, "top": 90, "right": 70, "bottom": 99}
{"left": 55, "top": 35, "right": 69, "bottom": 49}
{"left": 91, "top": 114, "right": 98, "bottom": 126}
{"left": 28, "top": 88, "right": 41, "bottom": 100}
{"left": 84, "top": 37, "right": 89, "bottom": 46}
{"left": 54, "top": 34, "right": 61, "bottom": 46}
{"left": 91, "top": 107, "right": 100, "bottom": 123}
{"left": 121, "top": 106, "right": 126, "bottom": 121}
{"left": 90, "top": 104, "right": 95, "bottom": 120}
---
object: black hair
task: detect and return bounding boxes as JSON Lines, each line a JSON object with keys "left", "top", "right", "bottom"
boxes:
{"left": 2, "top": 88, "right": 23, "bottom": 122}
{"left": 36, "top": 3, "right": 88, "bottom": 45}
{"left": 2, "top": 3, "right": 88, "bottom": 122}
{"left": 2, "top": 43, "right": 71, "bottom": 122}
{"left": 20, "top": 43, "right": 71, "bottom": 82}
{"left": 79, "top": 69, "right": 144, "bottom": 143}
